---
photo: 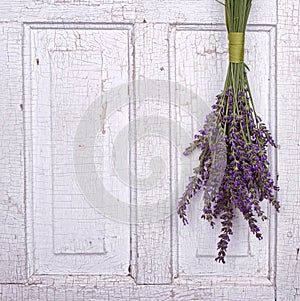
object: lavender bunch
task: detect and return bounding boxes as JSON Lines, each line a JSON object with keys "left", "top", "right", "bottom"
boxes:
{"left": 177, "top": 0, "right": 280, "bottom": 264}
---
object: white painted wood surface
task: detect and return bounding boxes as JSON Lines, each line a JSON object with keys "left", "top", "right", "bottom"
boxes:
{"left": 0, "top": 0, "right": 298, "bottom": 300}
{"left": 26, "top": 25, "right": 131, "bottom": 275}
{"left": 277, "top": 0, "right": 300, "bottom": 300}
{"left": 175, "top": 25, "right": 276, "bottom": 278}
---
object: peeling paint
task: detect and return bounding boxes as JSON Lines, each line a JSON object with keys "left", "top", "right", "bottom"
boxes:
{"left": 0, "top": 0, "right": 298, "bottom": 300}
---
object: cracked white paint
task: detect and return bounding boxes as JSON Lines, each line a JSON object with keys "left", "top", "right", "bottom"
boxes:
{"left": 0, "top": 0, "right": 299, "bottom": 300}
{"left": 27, "top": 26, "right": 131, "bottom": 275}
{"left": 176, "top": 25, "right": 276, "bottom": 278}
{"left": 0, "top": 22, "right": 26, "bottom": 284}
{"left": 277, "top": 0, "right": 300, "bottom": 300}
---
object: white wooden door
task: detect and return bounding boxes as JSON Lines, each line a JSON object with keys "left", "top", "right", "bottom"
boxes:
{"left": 0, "top": 0, "right": 299, "bottom": 300}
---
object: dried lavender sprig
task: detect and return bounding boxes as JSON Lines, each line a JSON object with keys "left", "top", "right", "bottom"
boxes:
{"left": 177, "top": 0, "right": 280, "bottom": 264}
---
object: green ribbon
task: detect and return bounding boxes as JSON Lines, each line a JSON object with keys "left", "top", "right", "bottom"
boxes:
{"left": 228, "top": 32, "right": 245, "bottom": 63}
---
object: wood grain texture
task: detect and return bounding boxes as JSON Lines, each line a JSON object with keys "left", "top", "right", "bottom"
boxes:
{"left": 132, "top": 23, "right": 172, "bottom": 284}
{"left": 0, "top": 277, "right": 275, "bottom": 301}
{"left": 0, "top": 0, "right": 276, "bottom": 24}
{"left": 277, "top": 0, "right": 300, "bottom": 300}
{"left": 173, "top": 25, "right": 276, "bottom": 278}
{"left": 0, "top": 22, "right": 26, "bottom": 283}
{"left": 33, "top": 0, "right": 135, "bottom": 4}
{"left": 25, "top": 24, "right": 132, "bottom": 275}
{"left": 0, "top": 0, "right": 297, "bottom": 299}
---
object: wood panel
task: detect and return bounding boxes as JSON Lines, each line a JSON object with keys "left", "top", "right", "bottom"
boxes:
{"left": 0, "top": 22, "right": 26, "bottom": 283}
{"left": 132, "top": 23, "right": 173, "bottom": 284}
{"left": 0, "top": 276, "right": 275, "bottom": 301}
{"left": 0, "top": 0, "right": 297, "bottom": 299}
{"left": 277, "top": 0, "right": 300, "bottom": 300}
{"left": 172, "top": 25, "right": 276, "bottom": 277}
{"left": 24, "top": 24, "right": 132, "bottom": 275}
{"left": 34, "top": 0, "right": 134, "bottom": 4}
{"left": 0, "top": 0, "right": 277, "bottom": 24}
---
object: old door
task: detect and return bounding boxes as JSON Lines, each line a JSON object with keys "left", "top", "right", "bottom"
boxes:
{"left": 0, "top": 0, "right": 299, "bottom": 300}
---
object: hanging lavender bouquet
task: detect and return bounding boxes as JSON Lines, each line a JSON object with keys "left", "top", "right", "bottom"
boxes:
{"left": 177, "top": 0, "right": 280, "bottom": 263}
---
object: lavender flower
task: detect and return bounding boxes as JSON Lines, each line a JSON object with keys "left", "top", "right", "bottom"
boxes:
{"left": 177, "top": 0, "right": 279, "bottom": 264}
{"left": 178, "top": 85, "right": 279, "bottom": 263}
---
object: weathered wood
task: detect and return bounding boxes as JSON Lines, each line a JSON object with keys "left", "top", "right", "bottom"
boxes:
{"left": 0, "top": 22, "right": 26, "bottom": 283}
{"left": 132, "top": 23, "right": 172, "bottom": 284}
{"left": 0, "top": 0, "right": 296, "bottom": 299}
{"left": 25, "top": 24, "right": 132, "bottom": 275}
{"left": 0, "top": 0, "right": 277, "bottom": 24}
{"left": 277, "top": 0, "right": 300, "bottom": 300}
{"left": 173, "top": 24, "right": 276, "bottom": 278}
{"left": 0, "top": 277, "right": 275, "bottom": 301}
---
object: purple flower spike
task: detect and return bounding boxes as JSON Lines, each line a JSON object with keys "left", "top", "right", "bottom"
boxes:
{"left": 177, "top": 0, "right": 280, "bottom": 264}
